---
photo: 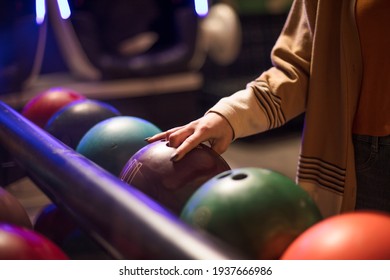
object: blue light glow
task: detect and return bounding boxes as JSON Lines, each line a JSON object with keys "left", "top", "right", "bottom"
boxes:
{"left": 35, "top": 0, "right": 46, "bottom": 24}
{"left": 194, "top": 0, "right": 209, "bottom": 17}
{"left": 57, "top": 0, "right": 71, "bottom": 19}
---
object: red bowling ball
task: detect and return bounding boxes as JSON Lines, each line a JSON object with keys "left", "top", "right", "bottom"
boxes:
{"left": 21, "top": 87, "right": 86, "bottom": 128}
{"left": 281, "top": 211, "right": 390, "bottom": 260}
{"left": 120, "top": 140, "right": 231, "bottom": 215}
{"left": 0, "top": 187, "right": 32, "bottom": 229}
{"left": 0, "top": 223, "right": 69, "bottom": 259}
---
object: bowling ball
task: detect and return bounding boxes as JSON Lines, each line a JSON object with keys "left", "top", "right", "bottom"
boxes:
{"left": 180, "top": 167, "right": 323, "bottom": 259}
{"left": 45, "top": 99, "right": 121, "bottom": 149}
{"left": 77, "top": 116, "right": 162, "bottom": 176}
{"left": 120, "top": 140, "right": 231, "bottom": 215}
{"left": 0, "top": 187, "right": 32, "bottom": 229}
{"left": 0, "top": 223, "right": 69, "bottom": 259}
{"left": 281, "top": 211, "right": 390, "bottom": 260}
{"left": 34, "top": 204, "right": 113, "bottom": 260}
{"left": 34, "top": 204, "right": 78, "bottom": 245}
{"left": 21, "top": 87, "right": 86, "bottom": 128}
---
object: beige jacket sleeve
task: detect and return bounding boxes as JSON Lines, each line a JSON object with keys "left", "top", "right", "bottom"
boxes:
{"left": 207, "top": 0, "right": 315, "bottom": 140}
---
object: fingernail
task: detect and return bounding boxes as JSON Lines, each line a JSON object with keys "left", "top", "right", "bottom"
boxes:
{"left": 144, "top": 137, "right": 151, "bottom": 142}
{"left": 170, "top": 153, "right": 179, "bottom": 162}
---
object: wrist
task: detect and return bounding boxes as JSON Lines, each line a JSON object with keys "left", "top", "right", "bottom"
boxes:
{"left": 206, "top": 111, "right": 235, "bottom": 141}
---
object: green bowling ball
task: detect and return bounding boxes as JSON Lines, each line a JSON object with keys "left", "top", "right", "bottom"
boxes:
{"left": 180, "top": 167, "right": 323, "bottom": 259}
{"left": 76, "top": 116, "right": 162, "bottom": 176}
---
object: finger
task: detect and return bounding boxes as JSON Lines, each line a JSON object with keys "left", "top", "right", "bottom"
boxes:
{"left": 145, "top": 131, "right": 166, "bottom": 142}
{"left": 170, "top": 131, "right": 211, "bottom": 161}
{"left": 209, "top": 138, "right": 230, "bottom": 154}
{"left": 167, "top": 126, "right": 196, "bottom": 148}
{"left": 146, "top": 126, "right": 184, "bottom": 142}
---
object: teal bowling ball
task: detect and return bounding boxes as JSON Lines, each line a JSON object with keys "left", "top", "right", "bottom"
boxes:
{"left": 45, "top": 99, "right": 121, "bottom": 149}
{"left": 180, "top": 167, "right": 323, "bottom": 259}
{"left": 76, "top": 116, "right": 162, "bottom": 176}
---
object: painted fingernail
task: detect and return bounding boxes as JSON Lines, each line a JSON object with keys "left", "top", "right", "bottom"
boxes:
{"left": 144, "top": 137, "right": 151, "bottom": 142}
{"left": 170, "top": 153, "right": 179, "bottom": 162}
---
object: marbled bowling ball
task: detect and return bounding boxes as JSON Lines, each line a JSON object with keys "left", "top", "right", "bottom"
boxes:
{"left": 120, "top": 140, "right": 231, "bottom": 215}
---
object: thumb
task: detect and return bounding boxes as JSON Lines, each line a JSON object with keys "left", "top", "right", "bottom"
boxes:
{"left": 209, "top": 138, "right": 230, "bottom": 155}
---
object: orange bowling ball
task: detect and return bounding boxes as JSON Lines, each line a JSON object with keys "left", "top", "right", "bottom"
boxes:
{"left": 281, "top": 211, "right": 390, "bottom": 260}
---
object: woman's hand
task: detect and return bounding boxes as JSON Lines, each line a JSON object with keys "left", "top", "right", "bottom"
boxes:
{"left": 146, "top": 112, "right": 234, "bottom": 161}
